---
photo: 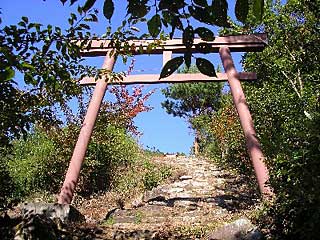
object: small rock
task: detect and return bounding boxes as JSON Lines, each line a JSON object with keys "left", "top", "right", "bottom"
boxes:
{"left": 148, "top": 201, "right": 168, "bottom": 206}
{"left": 173, "top": 181, "right": 189, "bottom": 188}
{"left": 131, "top": 194, "right": 144, "bottom": 208}
{"left": 179, "top": 175, "right": 193, "bottom": 180}
{"left": 167, "top": 187, "right": 184, "bottom": 193}
{"left": 208, "top": 218, "right": 263, "bottom": 240}
{"left": 191, "top": 181, "right": 208, "bottom": 187}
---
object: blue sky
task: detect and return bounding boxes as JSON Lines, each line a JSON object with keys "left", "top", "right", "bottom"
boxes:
{"left": 1, "top": 0, "right": 245, "bottom": 154}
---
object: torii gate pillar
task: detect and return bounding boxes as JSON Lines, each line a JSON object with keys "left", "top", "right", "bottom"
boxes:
{"left": 219, "top": 47, "right": 272, "bottom": 198}
{"left": 58, "top": 52, "right": 117, "bottom": 204}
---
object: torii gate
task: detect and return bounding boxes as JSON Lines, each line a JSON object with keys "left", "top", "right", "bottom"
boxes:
{"left": 58, "top": 33, "right": 272, "bottom": 204}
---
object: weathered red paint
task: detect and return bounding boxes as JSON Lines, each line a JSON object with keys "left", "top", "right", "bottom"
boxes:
{"left": 219, "top": 47, "right": 272, "bottom": 198}
{"left": 58, "top": 52, "right": 117, "bottom": 204}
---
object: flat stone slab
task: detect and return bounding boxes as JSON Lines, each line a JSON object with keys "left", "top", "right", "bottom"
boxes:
{"left": 208, "top": 218, "right": 263, "bottom": 240}
{"left": 20, "top": 202, "right": 85, "bottom": 222}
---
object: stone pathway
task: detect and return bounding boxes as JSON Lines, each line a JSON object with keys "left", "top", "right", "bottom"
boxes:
{"left": 90, "top": 156, "right": 260, "bottom": 239}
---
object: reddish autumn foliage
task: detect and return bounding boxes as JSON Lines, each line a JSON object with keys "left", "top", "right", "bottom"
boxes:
{"left": 100, "top": 85, "right": 154, "bottom": 136}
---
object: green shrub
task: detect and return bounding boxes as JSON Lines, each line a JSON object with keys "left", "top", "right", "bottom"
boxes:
{"left": 0, "top": 149, "right": 15, "bottom": 210}
{"left": 113, "top": 156, "right": 172, "bottom": 195}
{"left": 6, "top": 130, "right": 63, "bottom": 199}
{"left": 78, "top": 125, "right": 140, "bottom": 195}
{"left": 143, "top": 159, "right": 171, "bottom": 190}
{"left": 2, "top": 123, "right": 141, "bottom": 202}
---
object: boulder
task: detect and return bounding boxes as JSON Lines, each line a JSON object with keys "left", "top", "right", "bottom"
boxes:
{"left": 20, "top": 202, "right": 85, "bottom": 223}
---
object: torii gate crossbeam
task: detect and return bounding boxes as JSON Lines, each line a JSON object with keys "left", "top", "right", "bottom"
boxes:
{"left": 58, "top": 34, "right": 272, "bottom": 204}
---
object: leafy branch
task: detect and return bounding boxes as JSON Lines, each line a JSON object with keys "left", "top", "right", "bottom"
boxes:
{"left": 60, "top": 0, "right": 265, "bottom": 78}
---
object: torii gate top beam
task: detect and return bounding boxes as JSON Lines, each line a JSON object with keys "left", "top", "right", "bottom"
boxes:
{"left": 80, "top": 33, "right": 267, "bottom": 57}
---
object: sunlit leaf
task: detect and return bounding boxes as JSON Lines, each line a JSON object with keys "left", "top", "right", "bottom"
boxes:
{"left": 147, "top": 14, "right": 161, "bottom": 38}
{"left": 235, "top": 0, "right": 249, "bottom": 23}
{"left": 24, "top": 73, "right": 36, "bottom": 85}
{"left": 252, "top": 0, "right": 264, "bottom": 22}
{"left": 160, "top": 56, "right": 184, "bottom": 79}
{"left": 103, "top": 0, "right": 114, "bottom": 21}
{"left": 1, "top": 67, "right": 15, "bottom": 81}
{"left": 21, "top": 62, "right": 34, "bottom": 70}
{"left": 195, "top": 27, "right": 215, "bottom": 41}
{"left": 196, "top": 58, "right": 216, "bottom": 77}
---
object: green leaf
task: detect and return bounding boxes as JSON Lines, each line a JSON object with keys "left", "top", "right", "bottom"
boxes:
{"left": 79, "top": 23, "right": 90, "bottom": 30}
{"left": 22, "top": 16, "right": 28, "bottom": 23}
{"left": 18, "top": 21, "right": 26, "bottom": 27}
{"left": 210, "top": 0, "right": 230, "bottom": 27}
{"left": 82, "top": 0, "right": 97, "bottom": 12}
{"left": 184, "top": 52, "right": 192, "bottom": 69}
{"left": 42, "top": 41, "right": 52, "bottom": 54}
{"left": 196, "top": 58, "right": 216, "bottom": 77}
{"left": 147, "top": 14, "right": 162, "bottom": 38}
{"left": 193, "top": 0, "right": 208, "bottom": 7}
{"left": 188, "top": 6, "right": 212, "bottom": 24}
{"left": 195, "top": 27, "right": 215, "bottom": 41}
{"left": 127, "top": 1, "right": 150, "bottom": 20}
{"left": 92, "top": 14, "right": 98, "bottom": 22}
{"left": 195, "top": 43, "right": 211, "bottom": 53}
{"left": 159, "top": 0, "right": 169, "bottom": 10}
{"left": 21, "top": 62, "right": 34, "bottom": 70}
{"left": 252, "top": 0, "right": 264, "bottom": 22}
{"left": 235, "top": 0, "right": 249, "bottom": 23}
{"left": 103, "top": 0, "right": 114, "bottom": 21}
{"left": 70, "top": 0, "right": 78, "bottom": 5}
{"left": 159, "top": 0, "right": 185, "bottom": 10}
{"left": 160, "top": 56, "right": 184, "bottom": 79}
{"left": 1, "top": 67, "right": 15, "bottom": 81}
{"left": 183, "top": 26, "right": 194, "bottom": 49}
{"left": 161, "top": 11, "right": 170, "bottom": 27}
{"left": 24, "top": 73, "right": 36, "bottom": 85}
{"left": 169, "top": 16, "right": 183, "bottom": 38}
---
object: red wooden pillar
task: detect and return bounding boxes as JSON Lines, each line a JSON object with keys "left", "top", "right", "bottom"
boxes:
{"left": 58, "top": 52, "right": 117, "bottom": 204}
{"left": 219, "top": 47, "right": 272, "bottom": 198}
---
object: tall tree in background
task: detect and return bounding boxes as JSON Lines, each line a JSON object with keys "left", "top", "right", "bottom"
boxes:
{"left": 161, "top": 65, "right": 223, "bottom": 154}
